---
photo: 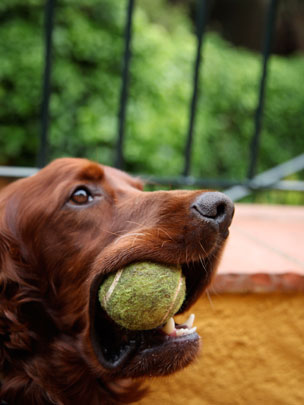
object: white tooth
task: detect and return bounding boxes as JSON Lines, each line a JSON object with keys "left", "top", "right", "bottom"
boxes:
{"left": 188, "top": 326, "right": 197, "bottom": 334}
{"left": 176, "top": 328, "right": 187, "bottom": 336}
{"left": 176, "top": 326, "right": 197, "bottom": 337}
{"left": 162, "top": 317, "right": 175, "bottom": 335}
{"left": 184, "top": 314, "right": 195, "bottom": 329}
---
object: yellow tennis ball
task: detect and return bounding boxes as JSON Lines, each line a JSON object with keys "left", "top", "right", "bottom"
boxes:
{"left": 98, "top": 262, "right": 186, "bottom": 330}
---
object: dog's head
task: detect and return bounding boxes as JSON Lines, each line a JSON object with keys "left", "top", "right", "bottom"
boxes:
{"left": 0, "top": 158, "right": 234, "bottom": 402}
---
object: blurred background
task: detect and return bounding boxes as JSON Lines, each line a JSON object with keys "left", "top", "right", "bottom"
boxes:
{"left": 1, "top": 2, "right": 304, "bottom": 404}
{"left": 0, "top": 0, "right": 303, "bottom": 204}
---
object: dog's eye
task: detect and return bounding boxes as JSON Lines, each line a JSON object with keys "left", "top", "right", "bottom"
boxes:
{"left": 70, "top": 187, "right": 94, "bottom": 205}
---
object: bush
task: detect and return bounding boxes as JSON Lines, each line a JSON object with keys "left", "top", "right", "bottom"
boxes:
{"left": 0, "top": 0, "right": 303, "bottom": 190}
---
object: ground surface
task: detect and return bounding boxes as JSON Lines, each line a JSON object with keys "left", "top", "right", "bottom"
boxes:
{"left": 139, "top": 293, "right": 304, "bottom": 405}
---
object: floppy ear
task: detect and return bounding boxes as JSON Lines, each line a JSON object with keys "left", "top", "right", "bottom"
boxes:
{"left": 0, "top": 228, "right": 8, "bottom": 369}
{"left": 0, "top": 223, "right": 34, "bottom": 369}
{"left": 0, "top": 213, "right": 57, "bottom": 403}
{"left": 0, "top": 189, "right": 51, "bottom": 359}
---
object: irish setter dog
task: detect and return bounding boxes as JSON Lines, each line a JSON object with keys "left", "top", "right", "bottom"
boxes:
{"left": 0, "top": 158, "right": 234, "bottom": 404}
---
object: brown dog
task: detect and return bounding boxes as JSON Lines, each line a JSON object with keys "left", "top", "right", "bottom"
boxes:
{"left": 0, "top": 158, "right": 234, "bottom": 404}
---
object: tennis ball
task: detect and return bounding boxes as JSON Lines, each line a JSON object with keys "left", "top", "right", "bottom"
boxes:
{"left": 98, "top": 262, "right": 186, "bottom": 330}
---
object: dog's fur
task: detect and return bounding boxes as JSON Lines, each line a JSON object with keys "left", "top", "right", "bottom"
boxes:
{"left": 0, "top": 158, "right": 233, "bottom": 404}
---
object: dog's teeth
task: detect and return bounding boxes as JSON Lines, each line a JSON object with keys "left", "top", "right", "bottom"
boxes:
{"left": 188, "top": 326, "right": 197, "bottom": 334}
{"left": 162, "top": 317, "right": 175, "bottom": 335}
{"left": 184, "top": 313, "right": 195, "bottom": 329}
{"left": 176, "top": 328, "right": 187, "bottom": 337}
{"left": 176, "top": 326, "right": 197, "bottom": 337}
{"left": 162, "top": 316, "right": 197, "bottom": 337}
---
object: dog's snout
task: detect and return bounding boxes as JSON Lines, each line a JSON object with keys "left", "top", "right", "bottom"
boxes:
{"left": 191, "top": 192, "right": 234, "bottom": 234}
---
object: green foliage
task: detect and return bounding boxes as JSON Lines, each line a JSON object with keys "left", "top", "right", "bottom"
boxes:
{"left": 0, "top": 0, "right": 303, "bottom": 204}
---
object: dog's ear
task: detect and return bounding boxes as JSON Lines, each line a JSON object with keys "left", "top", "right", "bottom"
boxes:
{"left": 0, "top": 226, "right": 18, "bottom": 370}
{"left": 0, "top": 208, "right": 57, "bottom": 403}
{"left": 0, "top": 189, "right": 47, "bottom": 361}
{"left": 0, "top": 223, "right": 32, "bottom": 365}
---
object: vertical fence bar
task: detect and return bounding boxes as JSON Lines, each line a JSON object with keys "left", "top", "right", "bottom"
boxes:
{"left": 183, "top": 0, "right": 209, "bottom": 177}
{"left": 38, "top": 0, "right": 56, "bottom": 168}
{"left": 115, "top": 0, "right": 135, "bottom": 169}
{"left": 247, "top": 0, "right": 278, "bottom": 179}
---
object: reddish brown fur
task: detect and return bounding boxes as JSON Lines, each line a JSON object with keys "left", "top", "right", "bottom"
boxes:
{"left": 0, "top": 158, "right": 232, "bottom": 404}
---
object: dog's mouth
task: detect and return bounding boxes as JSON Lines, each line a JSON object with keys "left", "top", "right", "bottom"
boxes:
{"left": 89, "top": 259, "right": 214, "bottom": 378}
{"left": 87, "top": 191, "right": 234, "bottom": 377}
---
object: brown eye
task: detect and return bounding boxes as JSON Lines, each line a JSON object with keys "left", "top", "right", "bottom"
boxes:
{"left": 70, "top": 187, "right": 93, "bottom": 205}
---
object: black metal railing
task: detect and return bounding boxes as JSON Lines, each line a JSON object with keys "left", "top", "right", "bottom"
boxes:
{"left": 38, "top": 0, "right": 56, "bottom": 169}
{"left": 115, "top": 0, "right": 135, "bottom": 170}
{"left": 0, "top": 0, "right": 303, "bottom": 201}
{"left": 183, "top": 0, "right": 210, "bottom": 177}
{"left": 247, "top": 0, "right": 279, "bottom": 180}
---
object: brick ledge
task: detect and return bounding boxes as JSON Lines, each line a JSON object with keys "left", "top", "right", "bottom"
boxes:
{"left": 210, "top": 272, "right": 304, "bottom": 293}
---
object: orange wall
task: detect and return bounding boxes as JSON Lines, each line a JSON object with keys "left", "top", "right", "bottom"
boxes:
{"left": 139, "top": 293, "right": 304, "bottom": 405}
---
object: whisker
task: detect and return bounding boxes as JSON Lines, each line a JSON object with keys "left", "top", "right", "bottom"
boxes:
{"left": 113, "top": 232, "right": 145, "bottom": 244}
{"left": 101, "top": 229, "right": 124, "bottom": 237}
{"left": 185, "top": 248, "right": 189, "bottom": 263}
{"left": 125, "top": 220, "right": 145, "bottom": 227}
{"left": 161, "top": 240, "right": 169, "bottom": 248}
{"left": 206, "top": 289, "right": 214, "bottom": 310}
{"left": 209, "top": 282, "right": 220, "bottom": 297}
{"left": 157, "top": 228, "right": 174, "bottom": 241}
{"left": 131, "top": 235, "right": 144, "bottom": 248}
{"left": 199, "top": 255, "right": 208, "bottom": 275}
{"left": 198, "top": 241, "right": 208, "bottom": 257}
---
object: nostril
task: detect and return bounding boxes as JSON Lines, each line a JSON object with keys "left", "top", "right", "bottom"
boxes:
{"left": 192, "top": 201, "right": 226, "bottom": 220}
{"left": 215, "top": 203, "right": 226, "bottom": 219}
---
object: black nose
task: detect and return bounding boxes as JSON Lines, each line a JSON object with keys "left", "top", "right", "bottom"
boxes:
{"left": 191, "top": 192, "right": 234, "bottom": 234}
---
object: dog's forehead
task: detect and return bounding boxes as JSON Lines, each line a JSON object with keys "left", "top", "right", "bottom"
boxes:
{"left": 35, "top": 158, "right": 102, "bottom": 183}
{"left": 77, "top": 162, "right": 104, "bottom": 181}
{"left": 75, "top": 160, "right": 141, "bottom": 189}
{"left": 103, "top": 165, "right": 143, "bottom": 190}
{"left": 40, "top": 158, "right": 142, "bottom": 190}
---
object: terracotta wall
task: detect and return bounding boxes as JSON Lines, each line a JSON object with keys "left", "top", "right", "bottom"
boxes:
{"left": 139, "top": 293, "right": 304, "bottom": 405}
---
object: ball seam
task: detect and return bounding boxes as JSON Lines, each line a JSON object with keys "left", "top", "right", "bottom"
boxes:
{"left": 103, "top": 268, "right": 123, "bottom": 309}
{"left": 159, "top": 273, "right": 184, "bottom": 326}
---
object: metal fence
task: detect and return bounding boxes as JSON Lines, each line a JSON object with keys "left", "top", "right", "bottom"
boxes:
{"left": 0, "top": 0, "right": 303, "bottom": 201}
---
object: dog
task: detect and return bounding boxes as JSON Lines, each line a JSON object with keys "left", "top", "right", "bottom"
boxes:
{"left": 0, "top": 158, "right": 234, "bottom": 404}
